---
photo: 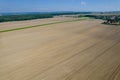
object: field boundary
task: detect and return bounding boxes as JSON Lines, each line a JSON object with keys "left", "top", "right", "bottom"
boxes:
{"left": 0, "top": 18, "right": 89, "bottom": 33}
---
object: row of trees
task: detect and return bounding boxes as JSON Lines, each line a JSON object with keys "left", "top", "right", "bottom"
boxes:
{"left": 0, "top": 12, "right": 93, "bottom": 22}
{"left": 0, "top": 14, "right": 53, "bottom": 22}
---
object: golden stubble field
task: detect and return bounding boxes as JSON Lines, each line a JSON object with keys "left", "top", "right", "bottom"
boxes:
{"left": 0, "top": 17, "right": 120, "bottom": 80}
{"left": 0, "top": 17, "right": 77, "bottom": 31}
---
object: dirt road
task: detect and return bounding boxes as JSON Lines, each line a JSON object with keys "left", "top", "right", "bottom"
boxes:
{"left": 0, "top": 19, "right": 120, "bottom": 80}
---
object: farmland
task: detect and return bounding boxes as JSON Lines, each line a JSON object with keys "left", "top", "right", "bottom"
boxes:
{"left": 0, "top": 17, "right": 120, "bottom": 80}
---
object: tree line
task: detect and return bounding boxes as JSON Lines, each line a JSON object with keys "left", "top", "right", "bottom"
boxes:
{"left": 0, "top": 14, "right": 54, "bottom": 22}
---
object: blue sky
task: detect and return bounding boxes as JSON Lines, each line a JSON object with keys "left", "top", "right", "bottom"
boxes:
{"left": 0, "top": 0, "right": 120, "bottom": 12}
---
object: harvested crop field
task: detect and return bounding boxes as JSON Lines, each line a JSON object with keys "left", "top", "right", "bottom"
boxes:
{"left": 0, "top": 18, "right": 120, "bottom": 80}
{"left": 0, "top": 17, "right": 78, "bottom": 31}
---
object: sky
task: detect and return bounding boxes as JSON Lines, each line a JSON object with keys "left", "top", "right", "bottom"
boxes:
{"left": 0, "top": 0, "right": 120, "bottom": 12}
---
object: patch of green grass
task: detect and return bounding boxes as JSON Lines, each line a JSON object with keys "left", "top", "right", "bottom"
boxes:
{"left": 79, "top": 17, "right": 90, "bottom": 19}
{"left": 0, "top": 18, "right": 89, "bottom": 33}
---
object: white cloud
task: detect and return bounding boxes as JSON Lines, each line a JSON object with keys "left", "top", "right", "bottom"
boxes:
{"left": 80, "top": 1, "right": 86, "bottom": 6}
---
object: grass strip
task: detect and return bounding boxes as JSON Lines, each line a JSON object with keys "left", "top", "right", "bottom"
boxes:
{"left": 0, "top": 18, "right": 88, "bottom": 33}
